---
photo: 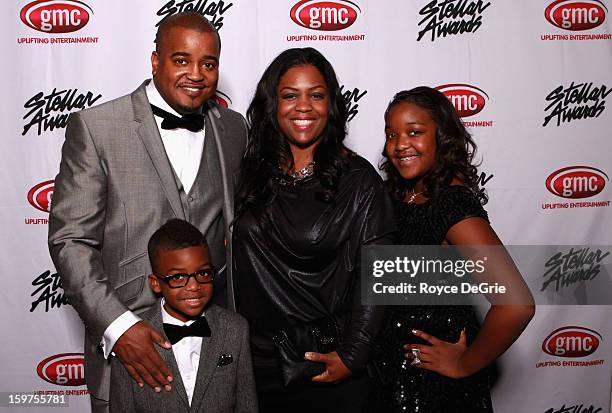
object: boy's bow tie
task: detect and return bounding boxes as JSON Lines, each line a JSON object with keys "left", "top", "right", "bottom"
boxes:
{"left": 163, "top": 316, "right": 211, "bottom": 345}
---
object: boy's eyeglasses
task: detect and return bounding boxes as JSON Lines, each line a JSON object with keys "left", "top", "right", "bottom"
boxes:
{"left": 154, "top": 269, "right": 216, "bottom": 288}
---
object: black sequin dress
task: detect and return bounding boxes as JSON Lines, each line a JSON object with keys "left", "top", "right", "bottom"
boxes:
{"left": 377, "top": 186, "right": 495, "bottom": 413}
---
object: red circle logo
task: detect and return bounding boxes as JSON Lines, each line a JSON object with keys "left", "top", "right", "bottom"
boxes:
{"left": 290, "top": 0, "right": 360, "bottom": 31}
{"left": 436, "top": 84, "right": 489, "bottom": 118}
{"left": 545, "top": 0, "right": 607, "bottom": 31}
{"left": 214, "top": 91, "right": 232, "bottom": 108}
{"left": 20, "top": 0, "right": 93, "bottom": 33}
{"left": 545, "top": 166, "right": 608, "bottom": 199}
{"left": 37, "top": 353, "right": 86, "bottom": 386}
{"left": 542, "top": 326, "right": 602, "bottom": 357}
{"left": 27, "top": 180, "right": 54, "bottom": 213}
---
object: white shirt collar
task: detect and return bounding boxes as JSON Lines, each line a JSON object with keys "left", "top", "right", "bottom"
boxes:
{"left": 160, "top": 298, "right": 205, "bottom": 327}
{"left": 144, "top": 79, "right": 206, "bottom": 194}
{"left": 145, "top": 80, "right": 182, "bottom": 118}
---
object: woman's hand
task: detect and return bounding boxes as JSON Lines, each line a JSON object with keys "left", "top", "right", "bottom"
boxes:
{"left": 305, "top": 351, "right": 352, "bottom": 383}
{"left": 404, "top": 329, "right": 472, "bottom": 379}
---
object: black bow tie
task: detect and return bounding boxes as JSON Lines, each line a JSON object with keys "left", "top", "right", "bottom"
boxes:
{"left": 163, "top": 317, "right": 211, "bottom": 345}
{"left": 151, "top": 104, "right": 204, "bottom": 132}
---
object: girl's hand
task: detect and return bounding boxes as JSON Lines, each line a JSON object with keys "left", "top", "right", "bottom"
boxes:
{"left": 404, "top": 328, "right": 472, "bottom": 379}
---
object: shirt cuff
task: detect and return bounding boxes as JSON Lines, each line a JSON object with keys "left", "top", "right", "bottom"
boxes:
{"left": 100, "top": 311, "right": 141, "bottom": 359}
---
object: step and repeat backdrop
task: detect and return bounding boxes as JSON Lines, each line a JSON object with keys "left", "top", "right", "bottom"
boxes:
{"left": 2, "top": 1, "right": 611, "bottom": 412}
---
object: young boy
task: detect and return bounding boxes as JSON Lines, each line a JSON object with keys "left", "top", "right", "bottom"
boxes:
{"left": 109, "top": 219, "right": 257, "bottom": 412}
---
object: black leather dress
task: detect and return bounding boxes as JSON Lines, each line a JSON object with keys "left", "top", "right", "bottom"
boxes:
{"left": 233, "top": 155, "right": 396, "bottom": 412}
{"left": 376, "top": 186, "right": 495, "bottom": 413}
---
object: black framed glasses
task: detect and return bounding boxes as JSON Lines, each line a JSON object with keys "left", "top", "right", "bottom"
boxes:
{"left": 154, "top": 268, "right": 216, "bottom": 288}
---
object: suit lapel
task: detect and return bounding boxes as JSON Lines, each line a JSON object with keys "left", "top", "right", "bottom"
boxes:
{"left": 190, "top": 305, "right": 227, "bottom": 412}
{"left": 205, "top": 102, "right": 233, "bottom": 221}
{"left": 144, "top": 305, "right": 191, "bottom": 409}
{"left": 131, "top": 81, "right": 186, "bottom": 220}
{"left": 205, "top": 103, "right": 237, "bottom": 311}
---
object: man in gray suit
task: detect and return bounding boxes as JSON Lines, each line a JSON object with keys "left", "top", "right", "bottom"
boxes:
{"left": 48, "top": 12, "right": 246, "bottom": 412}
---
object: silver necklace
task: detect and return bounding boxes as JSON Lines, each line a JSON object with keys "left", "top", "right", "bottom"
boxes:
{"left": 406, "top": 188, "right": 424, "bottom": 204}
{"left": 288, "top": 161, "right": 315, "bottom": 181}
{"left": 277, "top": 161, "right": 316, "bottom": 187}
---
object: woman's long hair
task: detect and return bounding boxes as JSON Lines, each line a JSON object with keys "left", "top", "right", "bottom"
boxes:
{"left": 380, "top": 86, "right": 487, "bottom": 204}
{"left": 235, "top": 48, "right": 349, "bottom": 218}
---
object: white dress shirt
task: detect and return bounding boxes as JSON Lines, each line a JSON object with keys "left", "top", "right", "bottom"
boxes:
{"left": 100, "top": 80, "right": 206, "bottom": 358}
{"left": 160, "top": 299, "right": 203, "bottom": 406}
{"left": 145, "top": 80, "right": 206, "bottom": 194}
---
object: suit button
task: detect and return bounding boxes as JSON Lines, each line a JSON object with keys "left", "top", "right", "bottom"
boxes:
{"left": 188, "top": 196, "right": 194, "bottom": 202}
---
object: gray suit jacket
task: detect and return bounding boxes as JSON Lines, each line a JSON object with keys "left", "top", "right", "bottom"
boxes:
{"left": 109, "top": 303, "right": 257, "bottom": 413}
{"left": 48, "top": 81, "right": 247, "bottom": 401}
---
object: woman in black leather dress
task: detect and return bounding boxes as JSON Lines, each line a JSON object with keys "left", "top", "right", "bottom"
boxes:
{"left": 232, "top": 48, "right": 396, "bottom": 412}
{"left": 377, "top": 87, "right": 535, "bottom": 412}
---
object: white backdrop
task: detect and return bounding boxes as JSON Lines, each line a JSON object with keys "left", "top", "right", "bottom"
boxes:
{"left": 2, "top": 1, "right": 611, "bottom": 412}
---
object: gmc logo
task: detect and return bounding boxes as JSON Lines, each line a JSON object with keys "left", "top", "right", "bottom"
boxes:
{"left": 37, "top": 353, "right": 85, "bottom": 386}
{"left": 542, "top": 326, "right": 602, "bottom": 357}
{"left": 290, "top": 0, "right": 360, "bottom": 31}
{"left": 20, "top": 0, "right": 93, "bottom": 33}
{"left": 214, "top": 91, "right": 232, "bottom": 108}
{"left": 545, "top": 166, "right": 608, "bottom": 199}
{"left": 545, "top": 0, "right": 607, "bottom": 31}
{"left": 436, "top": 84, "right": 488, "bottom": 117}
{"left": 27, "top": 180, "right": 54, "bottom": 213}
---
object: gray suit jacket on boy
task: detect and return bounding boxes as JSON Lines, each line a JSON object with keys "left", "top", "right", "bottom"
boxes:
{"left": 109, "top": 303, "right": 257, "bottom": 412}
{"left": 48, "top": 81, "right": 247, "bottom": 402}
